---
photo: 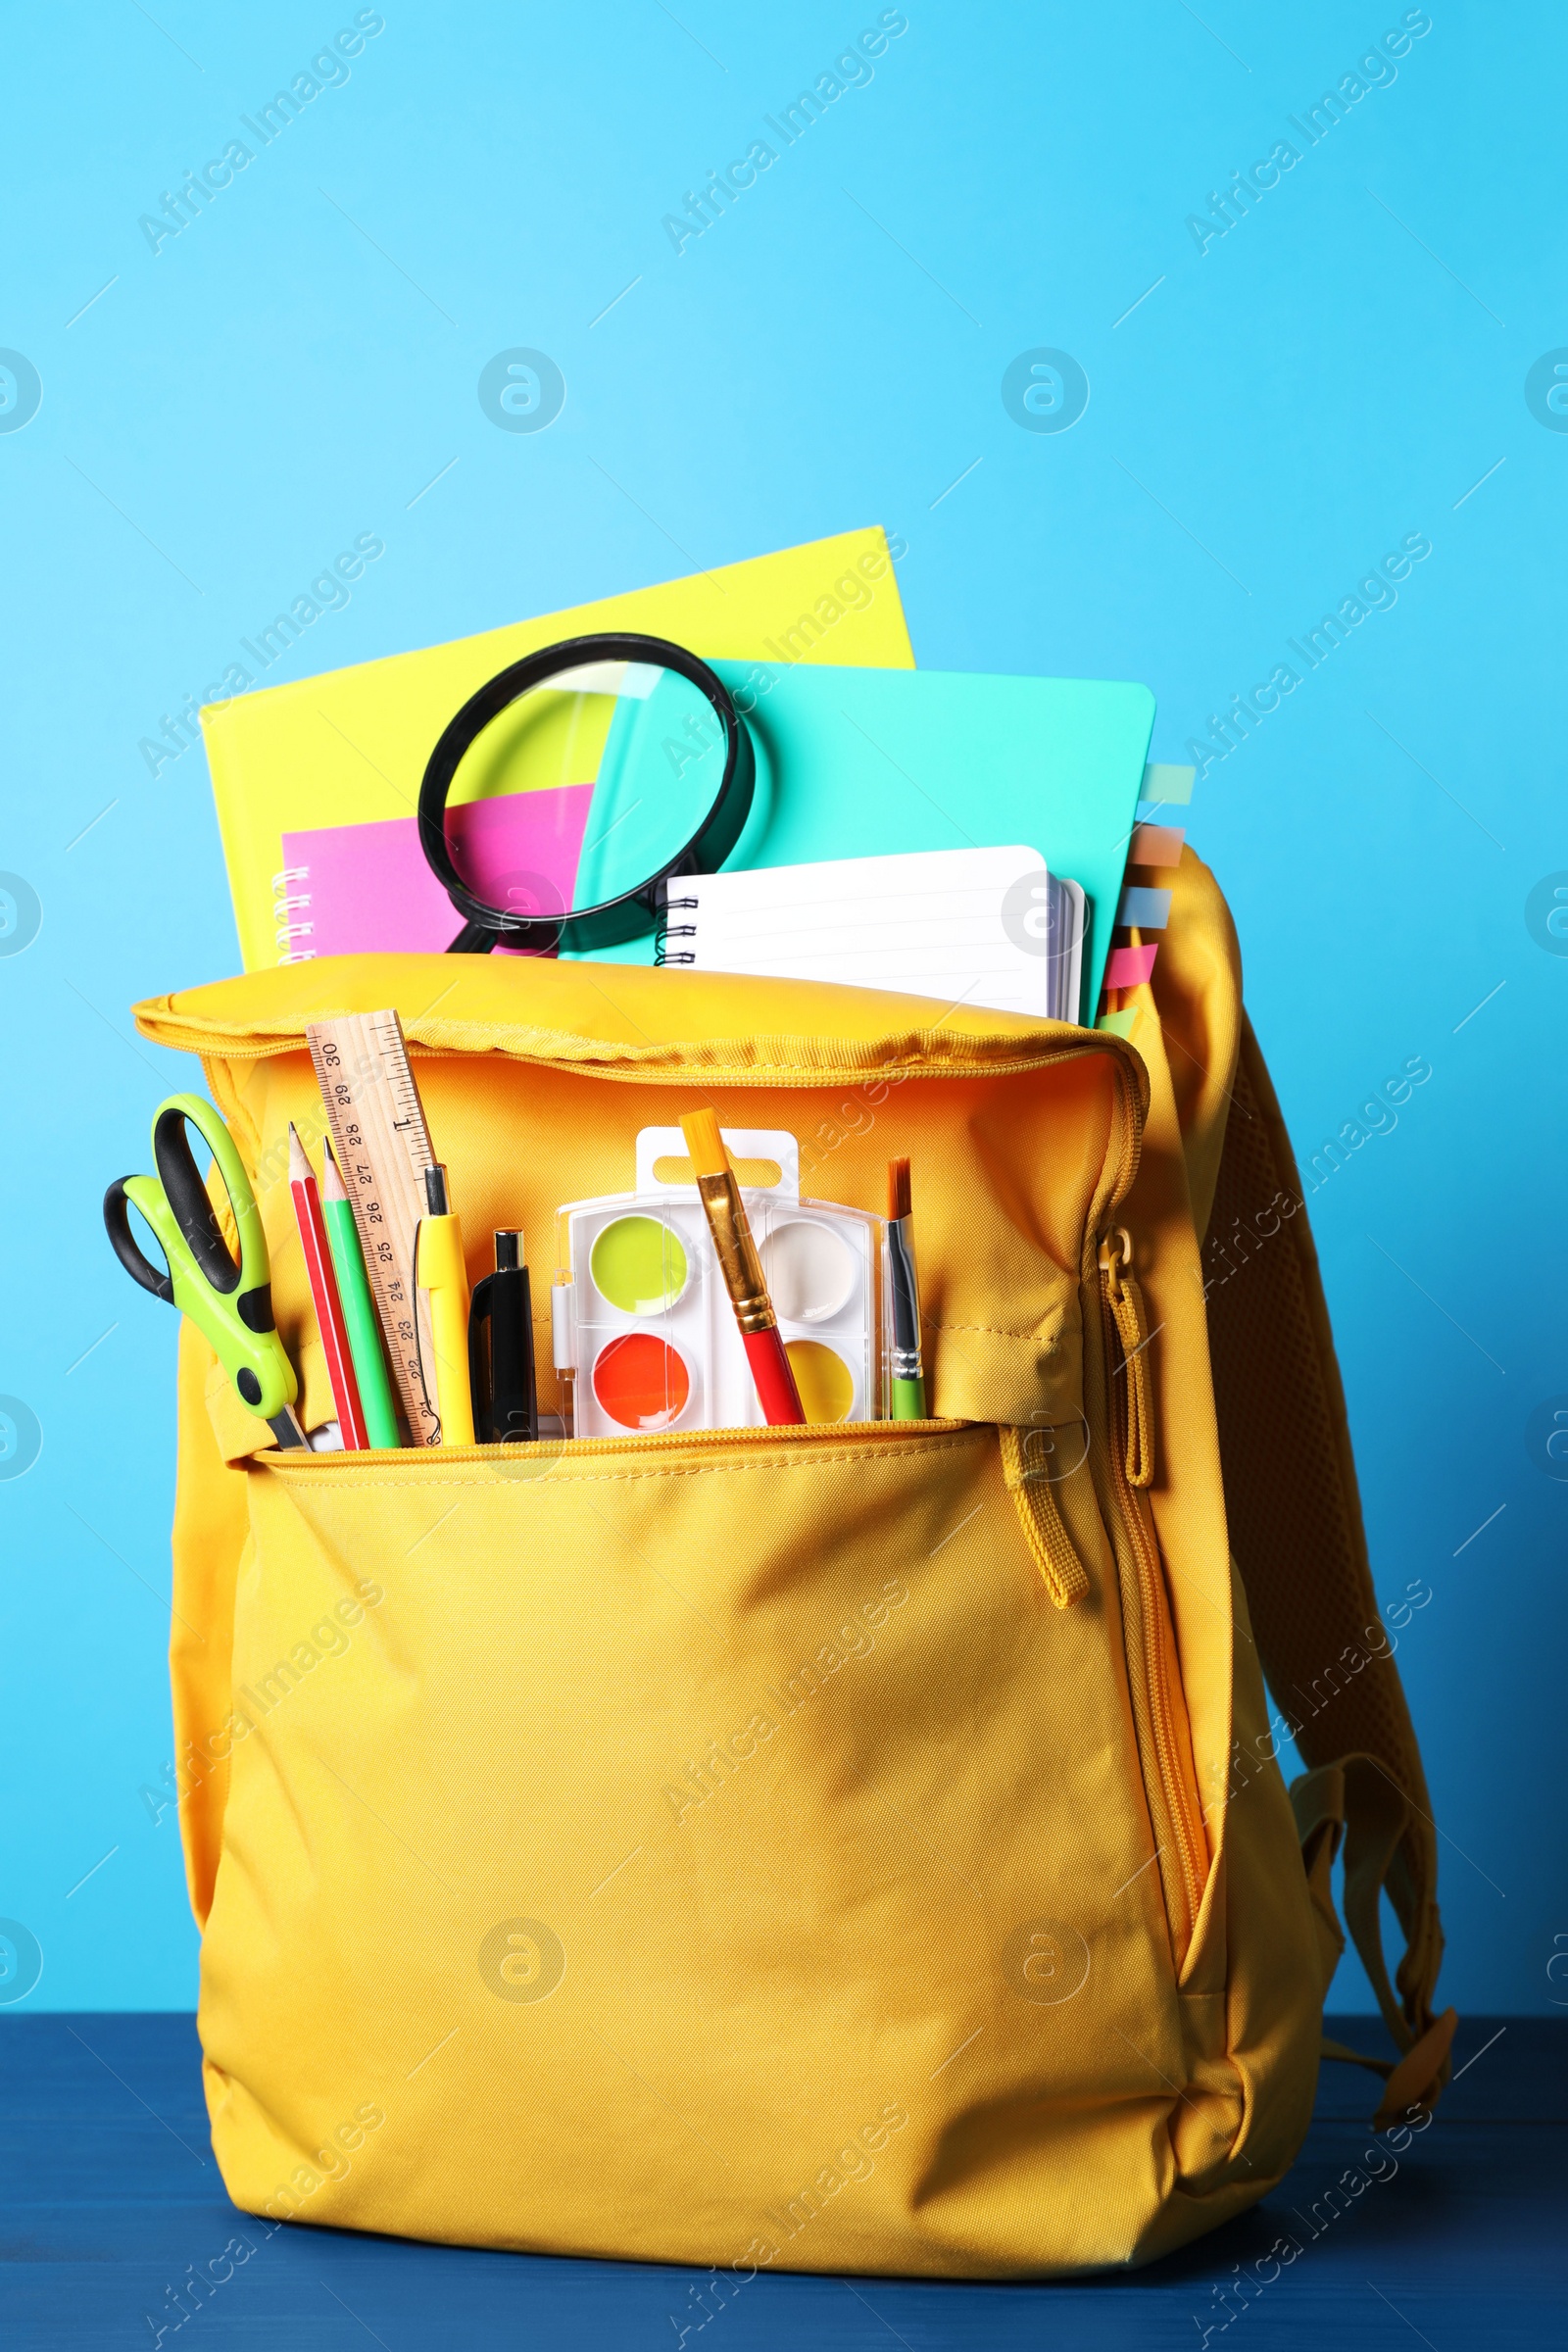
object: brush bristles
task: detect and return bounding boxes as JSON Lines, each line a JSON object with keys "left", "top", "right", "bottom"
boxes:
{"left": 680, "top": 1107, "right": 728, "bottom": 1179}
{"left": 888, "top": 1155, "right": 911, "bottom": 1222}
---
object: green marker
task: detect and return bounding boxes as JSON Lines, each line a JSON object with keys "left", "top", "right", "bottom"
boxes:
{"left": 320, "top": 1137, "right": 402, "bottom": 1448}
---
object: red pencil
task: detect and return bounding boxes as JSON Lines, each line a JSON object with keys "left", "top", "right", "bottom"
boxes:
{"left": 288, "top": 1124, "right": 369, "bottom": 1449}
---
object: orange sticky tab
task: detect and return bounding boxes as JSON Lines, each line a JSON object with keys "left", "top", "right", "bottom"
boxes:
{"left": 1104, "top": 944, "right": 1158, "bottom": 990}
{"left": 1129, "top": 823, "right": 1184, "bottom": 867}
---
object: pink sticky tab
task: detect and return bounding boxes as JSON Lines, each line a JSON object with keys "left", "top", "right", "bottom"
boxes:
{"left": 1103, "top": 944, "right": 1158, "bottom": 991}
{"left": 1129, "top": 823, "right": 1184, "bottom": 868}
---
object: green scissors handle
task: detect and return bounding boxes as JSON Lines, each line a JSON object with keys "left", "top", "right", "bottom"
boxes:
{"left": 104, "top": 1093, "right": 305, "bottom": 1447}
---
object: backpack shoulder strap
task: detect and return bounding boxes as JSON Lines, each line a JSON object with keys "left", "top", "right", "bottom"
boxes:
{"left": 1202, "top": 1010, "right": 1451, "bottom": 2098}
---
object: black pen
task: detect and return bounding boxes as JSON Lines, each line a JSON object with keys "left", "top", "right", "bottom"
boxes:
{"left": 468, "top": 1230, "right": 538, "bottom": 1444}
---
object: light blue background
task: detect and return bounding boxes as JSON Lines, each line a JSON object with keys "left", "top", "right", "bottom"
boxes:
{"left": 1, "top": 1, "right": 1561, "bottom": 2014}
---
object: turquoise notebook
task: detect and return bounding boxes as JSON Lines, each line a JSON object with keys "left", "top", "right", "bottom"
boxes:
{"left": 572, "top": 662, "right": 1155, "bottom": 1020}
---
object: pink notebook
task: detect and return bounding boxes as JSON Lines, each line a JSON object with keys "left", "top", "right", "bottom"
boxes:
{"left": 271, "top": 785, "right": 594, "bottom": 961}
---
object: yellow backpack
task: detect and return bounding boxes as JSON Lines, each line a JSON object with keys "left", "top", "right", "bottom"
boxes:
{"left": 132, "top": 845, "right": 1452, "bottom": 2278}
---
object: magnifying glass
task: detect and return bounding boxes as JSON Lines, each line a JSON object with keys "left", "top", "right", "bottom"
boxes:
{"left": 417, "top": 632, "right": 756, "bottom": 956}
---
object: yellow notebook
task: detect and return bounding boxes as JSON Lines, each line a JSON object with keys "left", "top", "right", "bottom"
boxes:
{"left": 201, "top": 527, "right": 914, "bottom": 972}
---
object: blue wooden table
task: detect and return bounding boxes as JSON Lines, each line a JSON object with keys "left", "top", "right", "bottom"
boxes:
{"left": 3, "top": 2013, "right": 1561, "bottom": 2348}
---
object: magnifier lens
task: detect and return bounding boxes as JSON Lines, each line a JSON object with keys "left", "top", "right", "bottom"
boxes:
{"left": 442, "top": 658, "right": 728, "bottom": 925}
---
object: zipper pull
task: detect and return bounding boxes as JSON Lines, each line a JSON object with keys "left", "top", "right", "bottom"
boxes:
{"left": 999, "top": 1426, "right": 1090, "bottom": 1608}
{"left": 1099, "top": 1227, "right": 1154, "bottom": 1489}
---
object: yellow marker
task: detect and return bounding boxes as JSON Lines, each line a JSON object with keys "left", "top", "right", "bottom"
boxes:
{"left": 414, "top": 1164, "right": 474, "bottom": 1446}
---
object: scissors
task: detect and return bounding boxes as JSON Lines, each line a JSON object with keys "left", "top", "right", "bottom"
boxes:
{"left": 104, "top": 1093, "right": 306, "bottom": 1449}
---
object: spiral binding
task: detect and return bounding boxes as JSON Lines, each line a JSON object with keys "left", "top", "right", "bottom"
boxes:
{"left": 271, "top": 864, "right": 317, "bottom": 965}
{"left": 654, "top": 895, "right": 698, "bottom": 967}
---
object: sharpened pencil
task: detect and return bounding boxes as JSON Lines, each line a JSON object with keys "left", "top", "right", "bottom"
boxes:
{"left": 320, "top": 1136, "right": 402, "bottom": 1448}
{"left": 288, "top": 1125, "right": 369, "bottom": 1448}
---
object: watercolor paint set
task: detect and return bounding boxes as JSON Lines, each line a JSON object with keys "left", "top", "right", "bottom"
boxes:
{"left": 551, "top": 1127, "right": 888, "bottom": 1437}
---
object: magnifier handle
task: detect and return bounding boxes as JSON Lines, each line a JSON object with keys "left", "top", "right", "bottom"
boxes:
{"left": 446, "top": 915, "right": 565, "bottom": 956}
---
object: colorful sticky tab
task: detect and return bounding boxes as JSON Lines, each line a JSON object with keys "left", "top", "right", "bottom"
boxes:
{"left": 1141, "top": 762, "right": 1196, "bottom": 806}
{"left": 1097, "top": 1007, "right": 1139, "bottom": 1040}
{"left": 1129, "top": 823, "right": 1184, "bottom": 868}
{"left": 1103, "top": 943, "right": 1158, "bottom": 991}
{"left": 1118, "top": 886, "right": 1172, "bottom": 931}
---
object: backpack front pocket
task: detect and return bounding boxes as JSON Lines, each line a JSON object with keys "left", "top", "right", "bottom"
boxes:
{"left": 144, "top": 952, "right": 1239, "bottom": 2273}
{"left": 196, "top": 1419, "right": 1192, "bottom": 2276}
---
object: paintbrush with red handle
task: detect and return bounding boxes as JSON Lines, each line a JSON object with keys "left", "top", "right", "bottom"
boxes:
{"left": 679, "top": 1108, "right": 805, "bottom": 1427}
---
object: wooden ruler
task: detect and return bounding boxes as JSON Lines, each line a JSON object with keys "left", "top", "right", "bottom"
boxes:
{"left": 306, "top": 1009, "right": 441, "bottom": 1446}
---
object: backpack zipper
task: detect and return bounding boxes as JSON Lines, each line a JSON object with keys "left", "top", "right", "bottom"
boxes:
{"left": 1095, "top": 1223, "right": 1208, "bottom": 1964}
{"left": 269, "top": 1417, "right": 966, "bottom": 1470}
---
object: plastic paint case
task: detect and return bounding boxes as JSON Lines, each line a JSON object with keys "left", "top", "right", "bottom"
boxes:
{"left": 555, "top": 1127, "right": 886, "bottom": 1438}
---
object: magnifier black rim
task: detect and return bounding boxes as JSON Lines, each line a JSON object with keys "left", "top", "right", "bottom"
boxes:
{"left": 416, "top": 630, "right": 756, "bottom": 956}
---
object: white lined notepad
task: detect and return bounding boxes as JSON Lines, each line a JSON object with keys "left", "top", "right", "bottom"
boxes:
{"left": 660, "top": 846, "right": 1085, "bottom": 1023}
